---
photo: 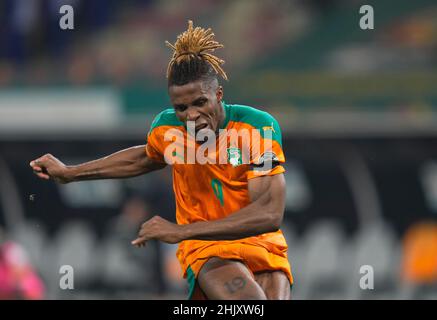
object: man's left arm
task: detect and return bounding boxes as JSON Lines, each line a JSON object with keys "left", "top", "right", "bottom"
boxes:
{"left": 132, "top": 173, "right": 286, "bottom": 246}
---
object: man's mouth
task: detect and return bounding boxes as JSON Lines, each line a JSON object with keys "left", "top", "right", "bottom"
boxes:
{"left": 195, "top": 123, "right": 208, "bottom": 131}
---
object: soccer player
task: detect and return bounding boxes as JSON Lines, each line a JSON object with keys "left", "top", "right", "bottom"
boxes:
{"left": 30, "top": 21, "right": 293, "bottom": 300}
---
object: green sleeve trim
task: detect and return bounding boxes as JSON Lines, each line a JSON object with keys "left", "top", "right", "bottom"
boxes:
{"left": 224, "top": 103, "right": 283, "bottom": 147}
{"left": 149, "top": 108, "right": 184, "bottom": 133}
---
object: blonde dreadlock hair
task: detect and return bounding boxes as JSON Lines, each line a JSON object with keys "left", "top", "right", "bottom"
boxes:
{"left": 165, "top": 20, "right": 228, "bottom": 86}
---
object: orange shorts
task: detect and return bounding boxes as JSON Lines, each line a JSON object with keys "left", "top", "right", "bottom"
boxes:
{"left": 184, "top": 242, "right": 293, "bottom": 299}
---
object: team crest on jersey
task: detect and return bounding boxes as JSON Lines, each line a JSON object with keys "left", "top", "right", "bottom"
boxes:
{"left": 227, "top": 147, "right": 242, "bottom": 167}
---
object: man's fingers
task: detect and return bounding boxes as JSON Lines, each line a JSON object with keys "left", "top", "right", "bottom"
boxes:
{"left": 131, "top": 238, "right": 142, "bottom": 245}
{"left": 36, "top": 172, "right": 50, "bottom": 180}
{"left": 31, "top": 159, "right": 43, "bottom": 166}
{"left": 30, "top": 161, "right": 47, "bottom": 172}
{"left": 31, "top": 163, "right": 49, "bottom": 179}
{"left": 30, "top": 160, "right": 40, "bottom": 168}
{"left": 30, "top": 159, "right": 51, "bottom": 179}
{"left": 32, "top": 165, "right": 43, "bottom": 172}
{"left": 138, "top": 224, "right": 152, "bottom": 237}
{"left": 31, "top": 157, "right": 50, "bottom": 167}
{"left": 131, "top": 237, "right": 147, "bottom": 247}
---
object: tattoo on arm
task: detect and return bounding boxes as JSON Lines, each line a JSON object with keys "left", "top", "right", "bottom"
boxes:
{"left": 224, "top": 276, "right": 246, "bottom": 294}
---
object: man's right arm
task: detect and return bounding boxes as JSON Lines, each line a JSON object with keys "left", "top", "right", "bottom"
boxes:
{"left": 30, "top": 145, "right": 166, "bottom": 184}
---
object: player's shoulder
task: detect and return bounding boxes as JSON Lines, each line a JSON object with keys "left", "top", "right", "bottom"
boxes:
{"left": 226, "top": 103, "right": 280, "bottom": 129}
{"left": 149, "top": 108, "right": 184, "bottom": 133}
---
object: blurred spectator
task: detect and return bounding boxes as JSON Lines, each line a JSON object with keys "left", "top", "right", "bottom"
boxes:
{"left": 0, "top": 227, "right": 45, "bottom": 300}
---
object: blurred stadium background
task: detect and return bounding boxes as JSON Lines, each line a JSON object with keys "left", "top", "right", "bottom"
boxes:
{"left": 1, "top": 0, "right": 437, "bottom": 299}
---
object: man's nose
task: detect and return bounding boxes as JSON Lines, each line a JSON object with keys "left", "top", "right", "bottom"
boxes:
{"left": 186, "top": 107, "right": 200, "bottom": 121}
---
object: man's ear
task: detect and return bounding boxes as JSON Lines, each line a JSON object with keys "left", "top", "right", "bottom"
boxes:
{"left": 216, "top": 85, "right": 223, "bottom": 102}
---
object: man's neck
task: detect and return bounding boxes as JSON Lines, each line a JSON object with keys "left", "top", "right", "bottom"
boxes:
{"left": 216, "top": 102, "right": 226, "bottom": 136}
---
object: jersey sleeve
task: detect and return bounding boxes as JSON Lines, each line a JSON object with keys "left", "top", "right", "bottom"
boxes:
{"left": 247, "top": 112, "right": 286, "bottom": 180}
{"left": 144, "top": 109, "right": 186, "bottom": 164}
{"left": 145, "top": 116, "right": 166, "bottom": 163}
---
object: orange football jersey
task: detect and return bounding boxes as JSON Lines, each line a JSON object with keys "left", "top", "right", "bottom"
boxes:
{"left": 145, "top": 103, "right": 292, "bottom": 285}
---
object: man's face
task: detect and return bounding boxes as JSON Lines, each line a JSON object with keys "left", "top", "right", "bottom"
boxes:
{"left": 169, "top": 79, "right": 224, "bottom": 136}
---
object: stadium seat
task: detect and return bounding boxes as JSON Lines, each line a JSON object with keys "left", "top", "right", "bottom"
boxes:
{"left": 295, "top": 220, "right": 347, "bottom": 299}
{"left": 51, "top": 221, "right": 97, "bottom": 297}
{"left": 345, "top": 220, "right": 400, "bottom": 299}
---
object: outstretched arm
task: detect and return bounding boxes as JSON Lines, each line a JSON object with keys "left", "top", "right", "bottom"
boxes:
{"left": 30, "top": 145, "right": 166, "bottom": 184}
{"left": 132, "top": 173, "right": 286, "bottom": 246}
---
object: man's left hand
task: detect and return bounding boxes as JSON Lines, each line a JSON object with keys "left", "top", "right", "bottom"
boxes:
{"left": 131, "top": 215, "right": 184, "bottom": 247}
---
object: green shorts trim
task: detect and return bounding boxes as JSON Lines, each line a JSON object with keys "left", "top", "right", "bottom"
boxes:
{"left": 186, "top": 265, "right": 294, "bottom": 300}
{"left": 186, "top": 265, "right": 196, "bottom": 300}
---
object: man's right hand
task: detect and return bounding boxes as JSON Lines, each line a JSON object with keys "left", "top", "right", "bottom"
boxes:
{"left": 30, "top": 154, "right": 72, "bottom": 184}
